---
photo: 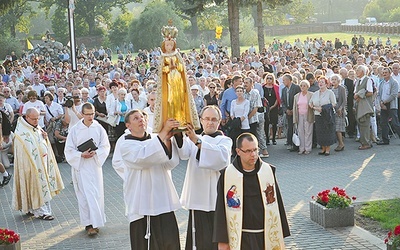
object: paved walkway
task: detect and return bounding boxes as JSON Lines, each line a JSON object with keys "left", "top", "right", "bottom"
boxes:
{"left": 0, "top": 136, "right": 399, "bottom": 249}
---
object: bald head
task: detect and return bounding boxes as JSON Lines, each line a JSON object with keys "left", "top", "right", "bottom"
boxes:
{"left": 25, "top": 107, "right": 40, "bottom": 127}
{"left": 26, "top": 107, "right": 40, "bottom": 116}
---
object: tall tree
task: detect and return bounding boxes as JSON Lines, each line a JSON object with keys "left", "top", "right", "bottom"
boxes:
{"left": 0, "top": 0, "right": 23, "bottom": 15}
{"left": 128, "top": 1, "right": 185, "bottom": 50}
{"left": 363, "top": 0, "right": 400, "bottom": 22}
{"left": 39, "top": 0, "right": 136, "bottom": 36}
{"left": 0, "top": 0, "right": 36, "bottom": 38}
{"left": 108, "top": 12, "right": 134, "bottom": 47}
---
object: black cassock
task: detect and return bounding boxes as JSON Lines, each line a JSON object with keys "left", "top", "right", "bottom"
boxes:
{"left": 213, "top": 157, "right": 290, "bottom": 249}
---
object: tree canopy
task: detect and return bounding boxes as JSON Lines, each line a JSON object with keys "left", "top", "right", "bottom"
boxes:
{"left": 127, "top": 1, "right": 186, "bottom": 50}
{"left": 363, "top": 0, "right": 400, "bottom": 22}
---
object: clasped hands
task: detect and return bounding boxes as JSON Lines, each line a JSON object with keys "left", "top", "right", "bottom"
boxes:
{"left": 82, "top": 148, "right": 96, "bottom": 158}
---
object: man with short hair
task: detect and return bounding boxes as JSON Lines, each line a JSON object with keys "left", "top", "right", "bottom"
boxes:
{"left": 243, "top": 77, "right": 266, "bottom": 156}
{"left": 391, "top": 63, "right": 400, "bottom": 119}
{"left": 176, "top": 105, "right": 232, "bottom": 250}
{"left": 31, "top": 75, "right": 47, "bottom": 97}
{"left": 354, "top": 65, "right": 375, "bottom": 150}
{"left": 377, "top": 67, "right": 400, "bottom": 145}
{"left": 65, "top": 103, "right": 110, "bottom": 236}
{"left": 306, "top": 73, "right": 319, "bottom": 92}
{"left": 118, "top": 110, "right": 181, "bottom": 249}
{"left": 13, "top": 107, "right": 64, "bottom": 220}
{"left": 220, "top": 75, "right": 242, "bottom": 122}
{"left": 213, "top": 133, "right": 290, "bottom": 250}
{"left": 281, "top": 74, "right": 301, "bottom": 151}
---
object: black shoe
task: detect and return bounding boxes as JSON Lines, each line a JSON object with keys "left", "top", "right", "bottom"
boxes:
{"left": 2, "top": 174, "right": 12, "bottom": 186}
{"left": 266, "top": 142, "right": 271, "bottom": 145}
{"left": 272, "top": 141, "right": 277, "bottom": 145}
{"left": 376, "top": 141, "right": 389, "bottom": 145}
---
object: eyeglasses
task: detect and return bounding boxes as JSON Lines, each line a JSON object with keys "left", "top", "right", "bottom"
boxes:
{"left": 266, "top": 77, "right": 273, "bottom": 80}
{"left": 239, "top": 148, "right": 258, "bottom": 154}
{"left": 26, "top": 116, "right": 40, "bottom": 121}
{"left": 209, "top": 86, "right": 216, "bottom": 89}
{"left": 201, "top": 117, "right": 220, "bottom": 123}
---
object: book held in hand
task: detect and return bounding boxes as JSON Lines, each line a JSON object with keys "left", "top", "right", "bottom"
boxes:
{"left": 77, "top": 138, "right": 98, "bottom": 152}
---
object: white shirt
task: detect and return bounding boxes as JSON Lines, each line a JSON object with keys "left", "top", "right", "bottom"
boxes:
{"left": 143, "top": 106, "right": 154, "bottom": 132}
{"left": 22, "top": 100, "right": 46, "bottom": 127}
{"left": 230, "top": 99, "right": 250, "bottom": 129}
{"left": 391, "top": 73, "right": 400, "bottom": 91}
{"left": 45, "top": 102, "right": 64, "bottom": 122}
{"left": 32, "top": 83, "right": 47, "bottom": 97}
{"left": 119, "top": 134, "right": 181, "bottom": 222}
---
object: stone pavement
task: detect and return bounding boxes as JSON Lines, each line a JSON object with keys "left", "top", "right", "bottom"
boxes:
{"left": 0, "top": 136, "right": 399, "bottom": 249}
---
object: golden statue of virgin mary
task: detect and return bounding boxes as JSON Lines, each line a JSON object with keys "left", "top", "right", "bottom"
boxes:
{"left": 152, "top": 23, "right": 200, "bottom": 133}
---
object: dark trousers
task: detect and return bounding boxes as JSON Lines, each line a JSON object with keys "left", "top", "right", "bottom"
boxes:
{"left": 249, "top": 122, "right": 258, "bottom": 138}
{"left": 129, "top": 212, "right": 180, "bottom": 250}
{"left": 115, "top": 121, "right": 126, "bottom": 140}
{"left": 346, "top": 108, "right": 357, "bottom": 136}
{"left": 380, "top": 108, "right": 400, "bottom": 143}
{"left": 286, "top": 114, "right": 294, "bottom": 146}
{"left": 185, "top": 210, "right": 218, "bottom": 250}
{"left": 55, "top": 141, "right": 65, "bottom": 159}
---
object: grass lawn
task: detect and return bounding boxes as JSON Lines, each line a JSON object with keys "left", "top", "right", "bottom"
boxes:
{"left": 358, "top": 198, "right": 400, "bottom": 230}
{"left": 261, "top": 32, "right": 400, "bottom": 45}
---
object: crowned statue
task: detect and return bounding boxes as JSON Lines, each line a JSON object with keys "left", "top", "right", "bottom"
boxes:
{"left": 153, "top": 22, "right": 200, "bottom": 133}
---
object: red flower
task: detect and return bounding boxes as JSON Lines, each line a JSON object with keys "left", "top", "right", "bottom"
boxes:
{"left": 394, "top": 225, "right": 400, "bottom": 236}
{"left": 321, "top": 195, "right": 329, "bottom": 203}
{"left": 352, "top": 196, "right": 356, "bottom": 201}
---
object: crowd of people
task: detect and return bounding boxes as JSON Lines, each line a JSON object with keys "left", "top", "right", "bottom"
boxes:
{"left": 1, "top": 32, "right": 400, "bottom": 249}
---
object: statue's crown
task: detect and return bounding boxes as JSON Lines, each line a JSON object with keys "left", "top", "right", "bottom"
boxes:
{"left": 161, "top": 20, "right": 178, "bottom": 40}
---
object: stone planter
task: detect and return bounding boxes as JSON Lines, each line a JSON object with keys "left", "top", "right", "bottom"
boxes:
{"left": 309, "top": 201, "right": 354, "bottom": 228}
{"left": 0, "top": 241, "right": 21, "bottom": 250}
{"left": 387, "top": 244, "right": 400, "bottom": 250}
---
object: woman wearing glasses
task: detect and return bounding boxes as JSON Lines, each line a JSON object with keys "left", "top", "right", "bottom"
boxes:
{"left": 263, "top": 73, "right": 280, "bottom": 145}
{"left": 204, "top": 82, "right": 219, "bottom": 106}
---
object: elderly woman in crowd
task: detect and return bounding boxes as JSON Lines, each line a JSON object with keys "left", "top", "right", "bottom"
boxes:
{"left": 55, "top": 87, "right": 66, "bottom": 105}
{"left": 293, "top": 80, "right": 314, "bottom": 155}
{"left": 309, "top": 77, "right": 337, "bottom": 156}
{"left": 93, "top": 85, "right": 108, "bottom": 131}
{"left": 108, "top": 88, "right": 131, "bottom": 140}
{"left": 330, "top": 74, "right": 347, "bottom": 151}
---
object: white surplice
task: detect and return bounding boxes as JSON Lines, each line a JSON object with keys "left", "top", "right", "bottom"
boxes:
{"left": 177, "top": 134, "right": 232, "bottom": 211}
{"left": 120, "top": 134, "right": 181, "bottom": 223}
{"left": 65, "top": 119, "right": 110, "bottom": 228}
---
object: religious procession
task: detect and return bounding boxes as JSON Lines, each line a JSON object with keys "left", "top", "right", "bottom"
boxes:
{"left": 1, "top": 0, "right": 400, "bottom": 249}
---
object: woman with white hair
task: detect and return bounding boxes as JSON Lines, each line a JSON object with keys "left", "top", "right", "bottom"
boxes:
{"left": 293, "top": 80, "right": 314, "bottom": 154}
{"left": 55, "top": 87, "right": 66, "bottom": 104}
{"left": 108, "top": 88, "right": 131, "bottom": 139}
{"left": 330, "top": 74, "right": 347, "bottom": 151}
